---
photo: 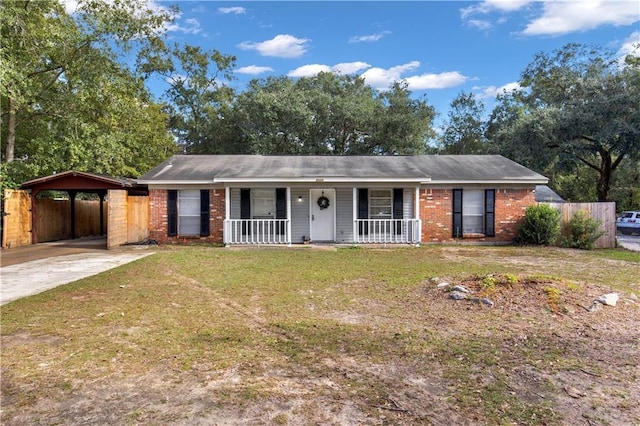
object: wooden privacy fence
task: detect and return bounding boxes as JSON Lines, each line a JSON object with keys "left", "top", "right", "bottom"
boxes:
{"left": 2, "top": 189, "right": 32, "bottom": 248}
{"left": 35, "top": 199, "right": 107, "bottom": 242}
{"left": 544, "top": 202, "right": 616, "bottom": 248}
{"left": 107, "top": 190, "right": 149, "bottom": 249}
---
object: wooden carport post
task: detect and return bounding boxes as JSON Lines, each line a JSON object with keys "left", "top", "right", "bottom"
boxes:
{"left": 31, "top": 189, "right": 40, "bottom": 243}
{"left": 68, "top": 190, "right": 77, "bottom": 239}
{"left": 98, "top": 190, "right": 106, "bottom": 236}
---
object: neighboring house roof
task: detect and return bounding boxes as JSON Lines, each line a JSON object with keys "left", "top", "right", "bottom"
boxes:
{"left": 137, "top": 155, "right": 548, "bottom": 185}
{"left": 535, "top": 185, "right": 565, "bottom": 202}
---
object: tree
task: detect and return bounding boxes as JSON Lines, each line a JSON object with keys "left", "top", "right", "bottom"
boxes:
{"left": 1, "top": 0, "right": 177, "bottom": 180}
{"left": 139, "top": 43, "right": 243, "bottom": 154}
{"left": 234, "top": 72, "right": 436, "bottom": 155}
{"left": 514, "top": 44, "right": 640, "bottom": 201}
{"left": 439, "top": 91, "right": 486, "bottom": 154}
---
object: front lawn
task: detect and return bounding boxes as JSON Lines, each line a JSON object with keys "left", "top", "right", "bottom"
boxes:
{"left": 2, "top": 245, "right": 639, "bottom": 425}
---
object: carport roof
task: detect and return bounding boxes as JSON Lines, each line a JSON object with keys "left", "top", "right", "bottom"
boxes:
{"left": 21, "top": 171, "right": 144, "bottom": 192}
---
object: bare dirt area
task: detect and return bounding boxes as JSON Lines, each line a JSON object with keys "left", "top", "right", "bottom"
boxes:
{"left": 1, "top": 246, "right": 639, "bottom": 425}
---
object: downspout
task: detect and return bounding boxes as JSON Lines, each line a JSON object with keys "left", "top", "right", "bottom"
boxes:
{"left": 415, "top": 187, "right": 421, "bottom": 245}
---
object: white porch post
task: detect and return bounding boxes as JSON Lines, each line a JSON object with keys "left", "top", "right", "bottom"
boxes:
{"left": 415, "top": 187, "right": 421, "bottom": 244}
{"left": 352, "top": 187, "right": 357, "bottom": 244}
{"left": 224, "top": 187, "right": 230, "bottom": 246}
{"left": 286, "top": 187, "right": 292, "bottom": 246}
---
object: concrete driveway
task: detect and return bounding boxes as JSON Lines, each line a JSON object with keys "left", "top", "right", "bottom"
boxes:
{"left": 617, "top": 234, "right": 640, "bottom": 252}
{"left": 0, "top": 237, "right": 155, "bottom": 305}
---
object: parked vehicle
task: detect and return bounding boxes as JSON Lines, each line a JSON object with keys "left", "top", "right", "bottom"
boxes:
{"left": 616, "top": 211, "right": 640, "bottom": 235}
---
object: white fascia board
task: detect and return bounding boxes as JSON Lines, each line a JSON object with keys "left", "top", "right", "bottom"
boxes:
{"left": 213, "top": 177, "right": 430, "bottom": 184}
{"left": 427, "top": 178, "right": 548, "bottom": 185}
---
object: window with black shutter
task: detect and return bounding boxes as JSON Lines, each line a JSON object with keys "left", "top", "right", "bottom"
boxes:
{"left": 167, "top": 190, "right": 178, "bottom": 237}
{"left": 200, "top": 189, "right": 210, "bottom": 237}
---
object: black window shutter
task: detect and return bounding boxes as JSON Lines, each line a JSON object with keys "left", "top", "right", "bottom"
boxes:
{"left": 485, "top": 189, "right": 495, "bottom": 237}
{"left": 393, "top": 188, "right": 404, "bottom": 234}
{"left": 200, "top": 189, "right": 210, "bottom": 237}
{"left": 275, "top": 188, "right": 287, "bottom": 235}
{"left": 275, "top": 188, "right": 287, "bottom": 219}
{"left": 167, "top": 190, "right": 178, "bottom": 237}
{"left": 452, "top": 189, "right": 463, "bottom": 238}
{"left": 358, "top": 188, "right": 368, "bottom": 235}
{"left": 240, "top": 189, "right": 251, "bottom": 219}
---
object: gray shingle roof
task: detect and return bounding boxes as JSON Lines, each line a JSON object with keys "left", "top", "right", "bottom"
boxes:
{"left": 137, "top": 155, "right": 547, "bottom": 184}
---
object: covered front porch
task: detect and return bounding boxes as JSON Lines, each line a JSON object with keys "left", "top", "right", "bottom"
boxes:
{"left": 222, "top": 186, "right": 422, "bottom": 245}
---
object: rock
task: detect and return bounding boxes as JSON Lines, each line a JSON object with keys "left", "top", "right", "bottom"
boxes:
{"left": 587, "top": 302, "right": 603, "bottom": 312}
{"left": 452, "top": 285, "right": 470, "bottom": 294}
{"left": 430, "top": 277, "right": 440, "bottom": 283}
{"left": 481, "top": 298, "right": 494, "bottom": 308}
{"left": 564, "top": 386, "right": 586, "bottom": 398}
{"left": 629, "top": 293, "right": 638, "bottom": 301}
{"left": 449, "top": 291, "right": 467, "bottom": 300}
{"left": 470, "top": 297, "right": 480, "bottom": 304}
{"left": 596, "top": 293, "right": 619, "bottom": 306}
{"left": 436, "top": 282, "right": 450, "bottom": 289}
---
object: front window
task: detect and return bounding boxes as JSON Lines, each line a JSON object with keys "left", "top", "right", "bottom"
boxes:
{"left": 463, "top": 190, "right": 484, "bottom": 234}
{"left": 179, "top": 190, "right": 200, "bottom": 235}
{"left": 252, "top": 189, "right": 275, "bottom": 219}
{"left": 369, "top": 189, "right": 392, "bottom": 219}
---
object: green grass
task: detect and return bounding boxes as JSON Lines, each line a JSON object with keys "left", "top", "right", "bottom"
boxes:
{"left": 2, "top": 245, "right": 639, "bottom": 425}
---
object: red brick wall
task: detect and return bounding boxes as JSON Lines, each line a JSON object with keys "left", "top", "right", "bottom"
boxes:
{"left": 419, "top": 187, "right": 535, "bottom": 243}
{"left": 148, "top": 189, "right": 225, "bottom": 244}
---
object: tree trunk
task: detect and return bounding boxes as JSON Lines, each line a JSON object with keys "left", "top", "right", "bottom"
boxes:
{"left": 5, "top": 97, "right": 16, "bottom": 163}
{"left": 596, "top": 150, "right": 612, "bottom": 202}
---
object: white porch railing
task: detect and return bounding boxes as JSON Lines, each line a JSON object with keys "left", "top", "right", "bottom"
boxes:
{"left": 225, "top": 219, "right": 290, "bottom": 244}
{"left": 354, "top": 219, "right": 421, "bottom": 244}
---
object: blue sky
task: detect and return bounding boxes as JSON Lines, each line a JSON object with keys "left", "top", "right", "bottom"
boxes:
{"left": 109, "top": 1, "right": 640, "bottom": 121}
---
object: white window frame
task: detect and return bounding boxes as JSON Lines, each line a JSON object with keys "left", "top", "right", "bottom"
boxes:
{"left": 251, "top": 189, "right": 276, "bottom": 219}
{"left": 462, "top": 189, "right": 484, "bottom": 234}
{"left": 178, "top": 189, "right": 200, "bottom": 236}
{"left": 369, "top": 189, "right": 393, "bottom": 219}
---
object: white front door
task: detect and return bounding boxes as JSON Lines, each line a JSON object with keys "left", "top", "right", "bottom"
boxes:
{"left": 310, "top": 189, "right": 335, "bottom": 242}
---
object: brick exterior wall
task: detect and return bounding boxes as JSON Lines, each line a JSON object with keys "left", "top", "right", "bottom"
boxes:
{"left": 148, "top": 189, "right": 225, "bottom": 244}
{"left": 420, "top": 187, "right": 536, "bottom": 243}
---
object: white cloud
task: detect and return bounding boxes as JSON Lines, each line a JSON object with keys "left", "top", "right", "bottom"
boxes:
{"left": 218, "top": 7, "right": 246, "bottom": 15}
{"left": 288, "top": 64, "right": 332, "bottom": 77}
{"left": 236, "top": 65, "right": 274, "bottom": 75}
{"left": 475, "top": 82, "right": 522, "bottom": 99}
{"left": 461, "top": 0, "right": 532, "bottom": 19}
{"left": 404, "top": 71, "right": 469, "bottom": 90}
{"left": 238, "top": 34, "right": 310, "bottom": 58}
{"left": 288, "top": 62, "right": 371, "bottom": 78}
{"left": 467, "top": 19, "right": 493, "bottom": 30}
{"left": 617, "top": 31, "right": 640, "bottom": 65}
{"left": 332, "top": 62, "right": 371, "bottom": 74}
{"left": 360, "top": 61, "right": 421, "bottom": 89}
{"left": 523, "top": 1, "right": 640, "bottom": 36}
{"left": 166, "top": 17, "right": 201, "bottom": 34}
{"left": 349, "top": 31, "right": 391, "bottom": 43}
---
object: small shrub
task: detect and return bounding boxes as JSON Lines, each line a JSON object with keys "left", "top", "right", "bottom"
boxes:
{"left": 516, "top": 204, "right": 561, "bottom": 246}
{"left": 481, "top": 276, "right": 498, "bottom": 290}
{"left": 503, "top": 273, "right": 519, "bottom": 285}
{"left": 544, "top": 286, "right": 562, "bottom": 311}
{"left": 561, "top": 210, "right": 604, "bottom": 250}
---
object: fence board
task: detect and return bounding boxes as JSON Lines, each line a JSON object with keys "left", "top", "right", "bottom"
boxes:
{"left": 127, "top": 195, "right": 149, "bottom": 243}
{"left": 2, "top": 189, "right": 32, "bottom": 248}
{"left": 36, "top": 198, "right": 71, "bottom": 242}
{"left": 545, "top": 202, "right": 616, "bottom": 248}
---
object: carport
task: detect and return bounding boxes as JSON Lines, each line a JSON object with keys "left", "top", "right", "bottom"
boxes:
{"left": 2, "top": 171, "right": 149, "bottom": 249}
